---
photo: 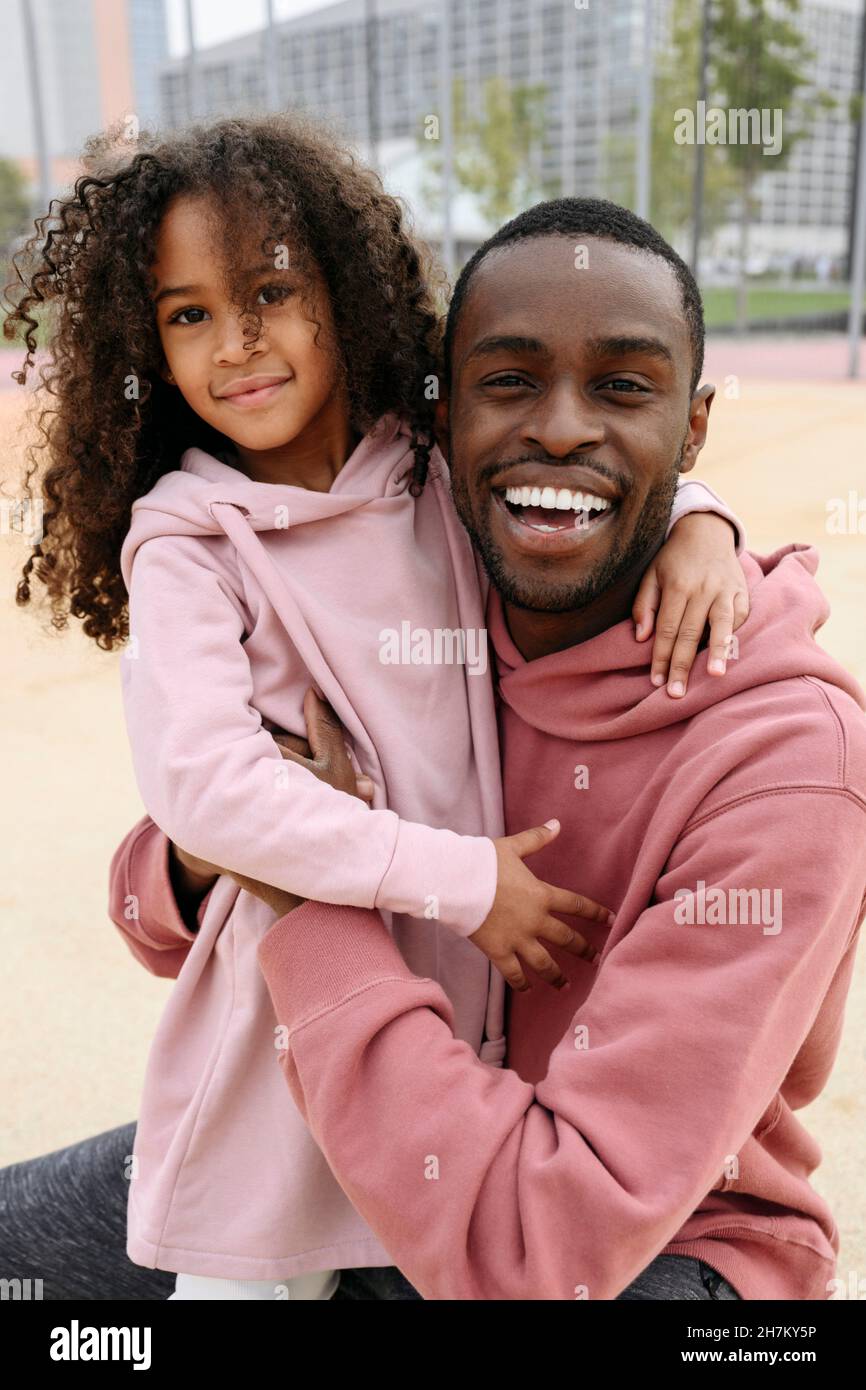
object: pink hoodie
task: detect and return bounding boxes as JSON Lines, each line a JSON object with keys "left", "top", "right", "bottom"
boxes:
{"left": 113, "top": 410, "right": 741, "bottom": 1279}
{"left": 249, "top": 544, "right": 866, "bottom": 1300}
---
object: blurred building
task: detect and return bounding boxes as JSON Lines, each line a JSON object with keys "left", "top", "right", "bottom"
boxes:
{"left": 744, "top": 0, "right": 863, "bottom": 262}
{"left": 1, "top": 0, "right": 167, "bottom": 198}
{"left": 159, "top": 0, "right": 655, "bottom": 214}
{"left": 3, "top": 0, "right": 862, "bottom": 263}
{"left": 153, "top": 0, "right": 864, "bottom": 263}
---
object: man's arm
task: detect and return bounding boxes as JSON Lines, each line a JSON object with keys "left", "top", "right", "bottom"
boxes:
{"left": 108, "top": 817, "right": 213, "bottom": 978}
{"left": 257, "top": 787, "right": 866, "bottom": 1300}
{"left": 107, "top": 727, "right": 323, "bottom": 974}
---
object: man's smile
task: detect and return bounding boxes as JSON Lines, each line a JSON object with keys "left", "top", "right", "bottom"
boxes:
{"left": 486, "top": 464, "right": 623, "bottom": 557}
{"left": 490, "top": 486, "right": 619, "bottom": 555}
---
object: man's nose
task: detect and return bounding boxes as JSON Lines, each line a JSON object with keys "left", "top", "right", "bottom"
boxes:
{"left": 520, "top": 380, "right": 605, "bottom": 457}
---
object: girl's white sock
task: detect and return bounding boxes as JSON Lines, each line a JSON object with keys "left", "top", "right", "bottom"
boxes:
{"left": 169, "top": 1269, "right": 339, "bottom": 1300}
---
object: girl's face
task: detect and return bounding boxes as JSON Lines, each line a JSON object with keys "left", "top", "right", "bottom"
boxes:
{"left": 151, "top": 194, "right": 346, "bottom": 460}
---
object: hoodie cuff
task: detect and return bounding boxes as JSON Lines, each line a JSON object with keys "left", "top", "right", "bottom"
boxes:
{"left": 668, "top": 480, "right": 746, "bottom": 554}
{"left": 125, "top": 819, "right": 201, "bottom": 945}
{"left": 257, "top": 902, "right": 418, "bottom": 1022}
{"left": 374, "top": 822, "right": 497, "bottom": 937}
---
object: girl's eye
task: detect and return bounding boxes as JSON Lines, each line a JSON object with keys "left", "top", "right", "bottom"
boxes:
{"left": 169, "top": 306, "right": 209, "bottom": 326}
{"left": 485, "top": 374, "right": 530, "bottom": 389}
{"left": 257, "top": 283, "right": 293, "bottom": 306}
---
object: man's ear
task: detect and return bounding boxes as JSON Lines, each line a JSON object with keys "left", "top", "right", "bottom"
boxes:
{"left": 679, "top": 383, "right": 714, "bottom": 475}
{"left": 433, "top": 394, "right": 450, "bottom": 465}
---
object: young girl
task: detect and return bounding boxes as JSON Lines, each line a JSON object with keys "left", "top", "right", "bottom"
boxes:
{"left": 5, "top": 114, "right": 745, "bottom": 1300}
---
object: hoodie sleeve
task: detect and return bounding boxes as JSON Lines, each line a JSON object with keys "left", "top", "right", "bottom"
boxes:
{"left": 667, "top": 477, "right": 746, "bottom": 552}
{"left": 256, "top": 785, "right": 866, "bottom": 1300}
{"left": 122, "top": 536, "right": 497, "bottom": 936}
{"left": 108, "top": 815, "right": 207, "bottom": 978}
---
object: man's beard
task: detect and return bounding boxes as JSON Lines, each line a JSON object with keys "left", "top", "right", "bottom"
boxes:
{"left": 451, "top": 454, "right": 682, "bottom": 615}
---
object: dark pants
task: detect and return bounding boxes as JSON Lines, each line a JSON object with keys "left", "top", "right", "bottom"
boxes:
{"left": 0, "top": 1123, "right": 739, "bottom": 1301}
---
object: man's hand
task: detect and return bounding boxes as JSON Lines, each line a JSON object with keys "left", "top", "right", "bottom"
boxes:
{"left": 632, "top": 512, "right": 750, "bottom": 697}
{"left": 270, "top": 689, "right": 375, "bottom": 804}
{"left": 168, "top": 842, "right": 222, "bottom": 932}
{"left": 169, "top": 689, "right": 374, "bottom": 921}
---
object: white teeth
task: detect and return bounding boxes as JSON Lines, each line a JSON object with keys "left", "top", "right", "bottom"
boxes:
{"left": 502, "top": 485, "right": 612, "bottom": 512}
{"left": 572, "top": 491, "right": 611, "bottom": 512}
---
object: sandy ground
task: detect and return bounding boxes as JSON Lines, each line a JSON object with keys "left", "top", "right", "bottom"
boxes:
{"left": 1, "top": 340, "right": 864, "bottom": 1286}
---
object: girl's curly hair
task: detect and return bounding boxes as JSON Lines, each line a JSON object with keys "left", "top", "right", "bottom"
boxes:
{"left": 3, "top": 113, "right": 448, "bottom": 651}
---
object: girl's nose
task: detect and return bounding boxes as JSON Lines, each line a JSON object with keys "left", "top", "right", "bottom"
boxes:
{"left": 213, "top": 311, "right": 266, "bottom": 363}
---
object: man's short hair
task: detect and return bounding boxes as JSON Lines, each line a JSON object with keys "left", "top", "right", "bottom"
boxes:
{"left": 443, "top": 197, "right": 705, "bottom": 397}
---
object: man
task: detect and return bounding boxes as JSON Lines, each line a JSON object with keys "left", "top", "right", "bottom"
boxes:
{"left": 223, "top": 198, "right": 866, "bottom": 1299}
{"left": 6, "top": 199, "right": 864, "bottom": 1301}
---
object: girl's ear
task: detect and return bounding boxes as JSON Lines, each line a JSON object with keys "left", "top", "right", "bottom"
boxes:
{"left": 159, "top": 361, "right": 176, "bottom": 386}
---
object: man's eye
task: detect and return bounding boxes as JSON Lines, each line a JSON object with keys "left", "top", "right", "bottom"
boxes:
{"left": 602, "top": 379, "right": 648, "bottom": 393}
{"left": 169, "top": 307, "right": 209, "bottom": 326}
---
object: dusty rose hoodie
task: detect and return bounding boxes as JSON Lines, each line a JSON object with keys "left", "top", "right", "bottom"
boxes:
{"left": 249, "top": 544, "right": 866, "bottom": 1300}
{"left": 113, "top": 409, "right": 740, "bottom": 1279}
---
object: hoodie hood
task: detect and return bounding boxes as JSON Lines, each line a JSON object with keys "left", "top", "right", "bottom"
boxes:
{"left": 119, "top": 412, "right": 416, "bottom": 593}
{"left": 490, "top": 544, "right": 865, "bottom": 741}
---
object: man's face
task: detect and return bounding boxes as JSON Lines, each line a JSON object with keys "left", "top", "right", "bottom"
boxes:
{"left": 437, "top": 235, "right": 712, "bottom": 613}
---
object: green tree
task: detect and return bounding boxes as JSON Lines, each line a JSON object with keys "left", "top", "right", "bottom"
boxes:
{"left": 603, "top": 0, "right": 738, "bottom": 246}
{"left": 712, "top": 0, "right": 830, "bottom": 330}
{"left": 652, "top": 0, "right": 737, "bottom": 245}
{"left": 0, "top": 158, "right": 32, "bottom": 257}
{"left": 418, "top": 75, "right": 555, "bottom": 239}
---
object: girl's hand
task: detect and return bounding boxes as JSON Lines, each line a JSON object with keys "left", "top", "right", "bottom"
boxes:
{"left": 632, "top": 512, "right": 750, "bottom": 697}
{"left": 171, "top": 844, "right": 222, "bottom": 892}
{"left": 470, "top": 820, "right": 613, "bottom": 992}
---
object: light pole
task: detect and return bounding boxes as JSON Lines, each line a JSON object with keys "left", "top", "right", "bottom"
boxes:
{"left": 636, "top": 0, "right": 654, "bottom": 219}
{"left": 438, "top": 0, "right": 455, "bottom": 280}
{"left": 365, "top": 0, "right": 380, "bottom": 169}
{"left": 184, "top": 0, "right": 199, "bottom": 122}
{"left": 847, "top": 2, "right": 866, "bottom": 378}
{"left": 690, "top": 0, "right": 712, "bottom": 275}
{"left": 264, "top": 0, "right": 279, "bottom": 112}
{"left": 19, "top": 0, "right": 52, "bottom": 215}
